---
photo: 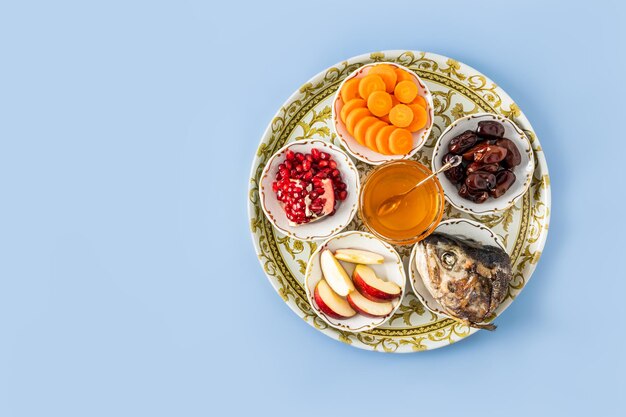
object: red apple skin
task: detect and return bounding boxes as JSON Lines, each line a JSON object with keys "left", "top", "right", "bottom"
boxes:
{"left": 346, "top": 293, "right": 390, "bottom": 318}
{"left": 314, "top": 284, "right": 351, "bottom": 319}
{"left": 352, "top": 270, "right": 401, "bottom": 302}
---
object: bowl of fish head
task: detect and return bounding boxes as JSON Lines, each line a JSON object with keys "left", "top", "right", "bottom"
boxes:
{"left": 409, "top": 219, "right": 513, "bottom": 330}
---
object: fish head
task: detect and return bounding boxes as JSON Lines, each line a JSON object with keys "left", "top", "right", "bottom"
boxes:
{"left": 417, "top": 233, "right": 475, "bottom": 286}
{"left": 415, "top": 232, "right": 512, "bottom": 324}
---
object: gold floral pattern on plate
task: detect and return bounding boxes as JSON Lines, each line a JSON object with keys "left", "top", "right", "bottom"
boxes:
{"left": 248, "top": 50, "right": 551, "bottom": 352}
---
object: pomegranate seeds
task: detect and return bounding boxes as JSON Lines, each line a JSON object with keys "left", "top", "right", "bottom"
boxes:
{"left": 273, "top": 147, "right": 347, "bottom": 225}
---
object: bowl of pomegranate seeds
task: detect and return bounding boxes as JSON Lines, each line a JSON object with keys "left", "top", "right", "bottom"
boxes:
{"left": 259, "top": 139, "right": 360, "bottom": 241}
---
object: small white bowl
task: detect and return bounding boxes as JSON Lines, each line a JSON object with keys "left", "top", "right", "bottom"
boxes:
{"left": 305, "top": 231, "right": 406, "bottom": 332}
{"left": 408, "top": 219, "right": 505, "bottom": 319}
{"left": 259, "top": 139, "right": 360, "bottom": 241}
{"left": 432, "top": 113, "right": 535, "bottom": 215}
{"left": 332, "top": 62, "right": 434, "bottom": 165}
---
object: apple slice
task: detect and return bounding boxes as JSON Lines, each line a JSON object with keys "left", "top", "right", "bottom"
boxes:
{"left": 314, "top": 279, "right": 356, "bottom": 319}
{"left": 320, "top": 249, "right": 354, "bottom": 296}
{"left": 347, "top": 290, "right": 394, "bottom": 317}
{"left": 334, "top": 249, "right": 384, "bottom": 265}
{"left": 352, "top": 264, "right": 402, "bottom": 301}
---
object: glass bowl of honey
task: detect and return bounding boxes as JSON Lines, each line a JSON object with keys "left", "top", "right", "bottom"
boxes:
{"left": 359, "top": 160, "right": 444, "bottom": 245}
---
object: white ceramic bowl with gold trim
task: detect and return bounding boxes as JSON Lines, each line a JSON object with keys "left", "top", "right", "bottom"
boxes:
{"left": 305, "top": 231, "right": 406, "bottom": 332}
{"left": 432, "top": 113, "right": 535, "bottom": 215}
{"left": 409, "top": 219, "right": 505, "bottom": 321}
{"left": 332, "top": 62, "right": 434, "bottom": 165}
{"left": 259, "top": 139, "right": 360, "bottom": 241}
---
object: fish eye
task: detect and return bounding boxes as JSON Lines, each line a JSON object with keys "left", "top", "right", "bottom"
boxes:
{"left": 441, "top": 251, "right": 456, "bottom": 268}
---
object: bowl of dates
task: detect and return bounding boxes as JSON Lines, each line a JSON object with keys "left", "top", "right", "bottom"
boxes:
{"left": 432, "top": 113, "right": 535, "bottom": 215}
{"left": 259, "top": 139, "right": 360, "bottom": 241}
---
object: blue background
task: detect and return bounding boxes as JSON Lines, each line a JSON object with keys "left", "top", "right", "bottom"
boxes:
{"left": 1, "top": 0, "right": 624, "bottom": 415}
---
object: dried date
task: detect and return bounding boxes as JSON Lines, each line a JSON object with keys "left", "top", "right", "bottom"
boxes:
{"left": 459, "top": 184, "right": 489, "bottom": 203}
{"left": 462, "top": 142, "right": 490, "bottom": 160}
{"left": 476, "top": 120, "right": 505, "bottom": 140}
{"left": 477, "top": 145, "right": 508, "bottom": 164}
{"left": 489, "top": 170, "right": 516, "bottom": 198}
{"left": 442, "top": 153, "right": 465, "bottom": 184}
{"left": 466, "top": 162, "right": 501, "bottom": 174}
{"left": 448, "top": 130, "right": 478, "bottom": 155}
{"left": 465, "top": 171, "right": 496, "bottom": 191}
{"left": 495, "top": 138, "right": 522, "bottom": 167}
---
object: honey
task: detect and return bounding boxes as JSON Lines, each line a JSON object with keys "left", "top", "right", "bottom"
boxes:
{"left": 359, "top": 160, "right": 444, "bottom": 245}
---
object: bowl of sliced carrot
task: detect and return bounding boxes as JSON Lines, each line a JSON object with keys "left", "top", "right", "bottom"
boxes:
{"left": 332, "top": 62, "right": 434, "bottom": 165}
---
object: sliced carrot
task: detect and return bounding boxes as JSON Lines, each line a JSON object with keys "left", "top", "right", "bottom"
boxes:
{"left": 340, "top": 98, "right": 366, "bottom": 123}
{"left": 353, "top": 116, "right": 380, "bottom": 146}
{"left": 375, "top": 125, "right": 396, "bottom": 155}
{"left": 380, "top": 98, "right": 398, "bottom": 123}
{"left": 407, "top": 104, "right": 428, "bottom": 132}
{"left": 395, "top": 68, "right": 414, "bottom": 83}
{"left": 358, "top": 74, "right": 386, "bottom": 100}
{"left": 366, "top": 91, "right": 392, "bottom": 117}
{"left": 412, "top": 95, "right": 427, "bottom": 109}
{"left": 340, "top": 78, "right": 361, "bottom": 103}
{"left": 389, "top": 128, "right": 413, "bottom": 155}
{"left": 345, "top": 108, "right": 372, "bottom": 136}
{"left": 389, "top": 104, "right": 414, "bottom": 128}
{"left": 365, "top": 121, "right": 387, "bottom": 152}
{"left": 368, "top": 65, "right": 398, "bottom": 93}
{"left": 394, "top": 80, "right": 418, "bottom": 103}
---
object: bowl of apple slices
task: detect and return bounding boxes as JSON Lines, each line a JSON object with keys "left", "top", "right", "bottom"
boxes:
{"left": 305, "top": 230, "right": 406, "bottom": 332}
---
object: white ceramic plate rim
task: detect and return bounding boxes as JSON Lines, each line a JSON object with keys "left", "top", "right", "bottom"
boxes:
{"left": 248, "top": 50, "right": 551, "bottom": 352}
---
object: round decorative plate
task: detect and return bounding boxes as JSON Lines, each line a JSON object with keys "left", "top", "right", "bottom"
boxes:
{"left": 248, "top": 50, "right": 551, "bottom": 352}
